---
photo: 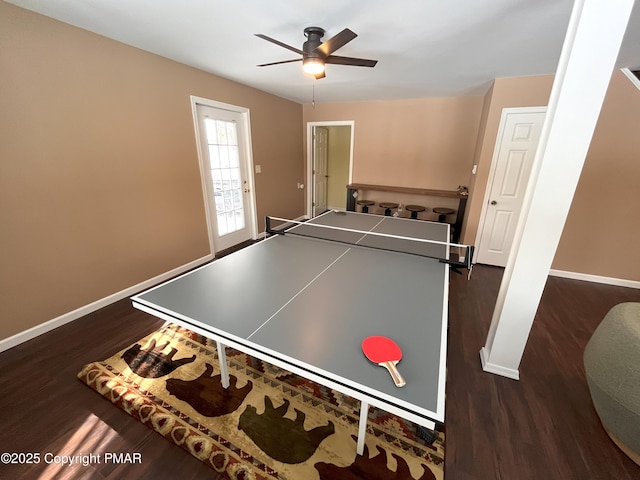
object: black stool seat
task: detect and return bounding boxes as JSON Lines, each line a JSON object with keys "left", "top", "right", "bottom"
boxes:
{"left": 379, "top": 202, "right": 399, "bottom": 216}
{"left": 356, "top": 200, "right": 375, "bottom": 213}
{"left": 405, "top": 204, "right": 426, "bottom": 220}
{"left": 433, "top": 207, "right": 455, "bottom": 222}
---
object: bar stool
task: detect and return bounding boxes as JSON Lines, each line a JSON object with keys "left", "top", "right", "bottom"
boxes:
{"left": 405, "top": 205, "right": 426, "bottom": 220}
{"left": 379, "top": 202, "right": 399, "bottom": 216}
{"left": 433, "top": 207, "right": 455, "bottom": 223}
{"left": 356, "top": 200, "right": 375, "bottom": 213}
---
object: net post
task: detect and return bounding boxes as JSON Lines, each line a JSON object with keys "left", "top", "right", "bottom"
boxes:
{"left": 265, "top": 216, "right": 287, "bottom": 236}
{"left": 465, "top": 245, "right": 474, "bottom": 270}
{"left": 440, "top": 244, "right": 475, "bottom": 277}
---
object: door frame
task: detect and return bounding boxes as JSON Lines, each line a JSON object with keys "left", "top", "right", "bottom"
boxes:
{"left": 190, "top": 95, "right": 258, "bottom": 255}
{"left": 305, "top": 121, "right": 354, "bottom": 217}
{"left": 473, "top": 106, "right": 547, "bottom": 264}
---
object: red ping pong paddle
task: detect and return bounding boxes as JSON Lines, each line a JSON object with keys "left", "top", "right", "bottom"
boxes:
{"left": 362, "top": 336, "right": 406, "bottom": 387}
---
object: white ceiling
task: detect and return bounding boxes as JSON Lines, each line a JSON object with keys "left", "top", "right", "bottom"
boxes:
{"left": 7, "top": 0, "right": 640, "bottom": 104}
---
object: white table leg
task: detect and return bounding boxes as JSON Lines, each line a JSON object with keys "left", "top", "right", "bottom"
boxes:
{"left": 216, "top": 340, "right": 230, "bottom": 388}
{"left": 356, "top": 400, "right": 369, "bottom": 455}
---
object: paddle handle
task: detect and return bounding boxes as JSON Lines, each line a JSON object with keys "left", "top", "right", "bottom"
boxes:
{"left": 381, "top": 361, "right": 406, "bottom": 387}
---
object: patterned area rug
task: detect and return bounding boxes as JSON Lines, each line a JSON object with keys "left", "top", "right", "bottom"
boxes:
{"left": 78, "top": 323, "right": 444, "bottom": 480}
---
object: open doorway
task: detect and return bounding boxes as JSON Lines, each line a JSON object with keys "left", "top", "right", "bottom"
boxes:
{"left": 306, "top": 121, "right": 354, "bottom": 217}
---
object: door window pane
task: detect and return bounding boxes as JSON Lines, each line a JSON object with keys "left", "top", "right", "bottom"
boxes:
{"left": 229, "top": 145, "right": 239, "bottom": 168}
{"left": 205, "top": 118, "right": 244, "bottom": 237}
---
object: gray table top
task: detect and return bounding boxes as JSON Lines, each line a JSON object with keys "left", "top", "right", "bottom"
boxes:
{"left": 132, "top": 211, "right": 449, "bottom": 423}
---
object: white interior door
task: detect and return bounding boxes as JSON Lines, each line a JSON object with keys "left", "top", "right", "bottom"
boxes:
{"left": 195, "top": 102, "right": 256, "bottom": 253}
{"left": 476, "top": 108, "right": 546, "bottom": 266}
{"left": 313, "top": 127, "right": 329, "bottom": 216}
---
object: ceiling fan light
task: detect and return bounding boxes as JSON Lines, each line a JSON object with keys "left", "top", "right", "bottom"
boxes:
{"left": 303, "top": 58, "right": 325, "bottom": 75}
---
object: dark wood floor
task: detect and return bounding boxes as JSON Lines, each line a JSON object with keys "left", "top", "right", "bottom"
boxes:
{"left": 1, "top": 264, "right": 639, "bottom": 479}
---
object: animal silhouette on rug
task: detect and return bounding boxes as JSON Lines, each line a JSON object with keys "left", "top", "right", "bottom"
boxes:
{"left": 314, "top": 435, "right": 436, "bottom": 480}
{"left": 238, "top": 395, "right": 335, "bottom": 464}
{"left": 166, "top": 363, "right": 253, "bottom": 417}
{"left": 121, "top": 338, "right": 195, "bottom": 378}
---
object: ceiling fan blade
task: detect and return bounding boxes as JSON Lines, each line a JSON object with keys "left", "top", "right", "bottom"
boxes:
{"left": 325, "top": 55, "right": 378, "bottom": 67}
{"left": 315, "top": 28, "right": 357, "bottom": 56}
{"left": 255, "top": 34, "right": 305, "bottom": 55}
{"left": 257, "top": 58, "right": 302, "bottom": 67}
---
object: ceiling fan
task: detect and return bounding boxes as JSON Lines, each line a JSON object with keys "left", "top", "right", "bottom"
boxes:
{"left": 255, "top": 27, "right": 378, "bottom": 79}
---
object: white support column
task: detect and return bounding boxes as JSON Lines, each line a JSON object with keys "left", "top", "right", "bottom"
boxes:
{"left": 480, "top": 0, "right": 635, "bottom": 379}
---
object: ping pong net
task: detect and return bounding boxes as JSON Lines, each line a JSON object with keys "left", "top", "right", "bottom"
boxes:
{"left": 265, "top": 212, "right": 474, "bottom": 275}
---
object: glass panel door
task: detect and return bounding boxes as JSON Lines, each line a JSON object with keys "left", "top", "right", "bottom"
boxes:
{"left": 195, "top": 102, "right": 255, "bottom": 254}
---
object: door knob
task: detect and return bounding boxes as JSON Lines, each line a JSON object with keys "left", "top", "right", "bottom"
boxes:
{"left": 490, "top": 200, "right": 497, "bottom": 205}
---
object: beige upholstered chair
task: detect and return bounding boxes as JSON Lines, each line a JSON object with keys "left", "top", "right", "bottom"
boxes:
{"left": 584, "top": 302, "right": 640, "bottom": 466}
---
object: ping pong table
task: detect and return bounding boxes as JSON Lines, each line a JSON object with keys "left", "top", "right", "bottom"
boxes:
{"left": 131, "top": 210, "right": 456, "bottom": 455}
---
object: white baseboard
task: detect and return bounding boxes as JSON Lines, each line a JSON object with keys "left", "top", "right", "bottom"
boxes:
{"left": 0, "top": 254, "right": 213, "bottom": 353}
{"left": 549, "top": 269, "right": 640, "bottom": 289}
{"left": 479, "top": 347, "right": 520, "bottom": 380}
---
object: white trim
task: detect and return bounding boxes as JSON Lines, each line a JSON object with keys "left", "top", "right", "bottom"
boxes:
{"left": 190, "top": 97, "right": 216, "bottom": 254}
{"left": 549, "top": 269, "right": 640, "bottom": 289}
{"left": 621, "top": 67, "right": 640, "bottom": 90}
{"left": 0, "top": 254, "right": 213, "bottom": 353}
{"left": 190, "top": 95, "right": 258, "bottom": 255}
{"left": 480, "top": 347, "right": 520, "bottom": 380}
{"left": 131, "top": 301, "right": 439, "bottom": 428}
{"left": 306, "top": 121, "right": 355, "bottom": 217}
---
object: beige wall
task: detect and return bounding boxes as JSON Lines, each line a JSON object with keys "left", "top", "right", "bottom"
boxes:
{"left": 304, "top": 97, "right": 485, "bottom": 189}
{"left": 0, "top": 3, "right": 303, "bottom": 341}
{"left": 3, "top": 3, "right": 638, "bottom": 343}
{"left": 553, "top": 70, "right": 640, "bottom": 278}
{"left": 464, "top": 72, "right": 640, "bottom": 281}
{"left": 303, "top": 97, "right": 484, "bottom": 216}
